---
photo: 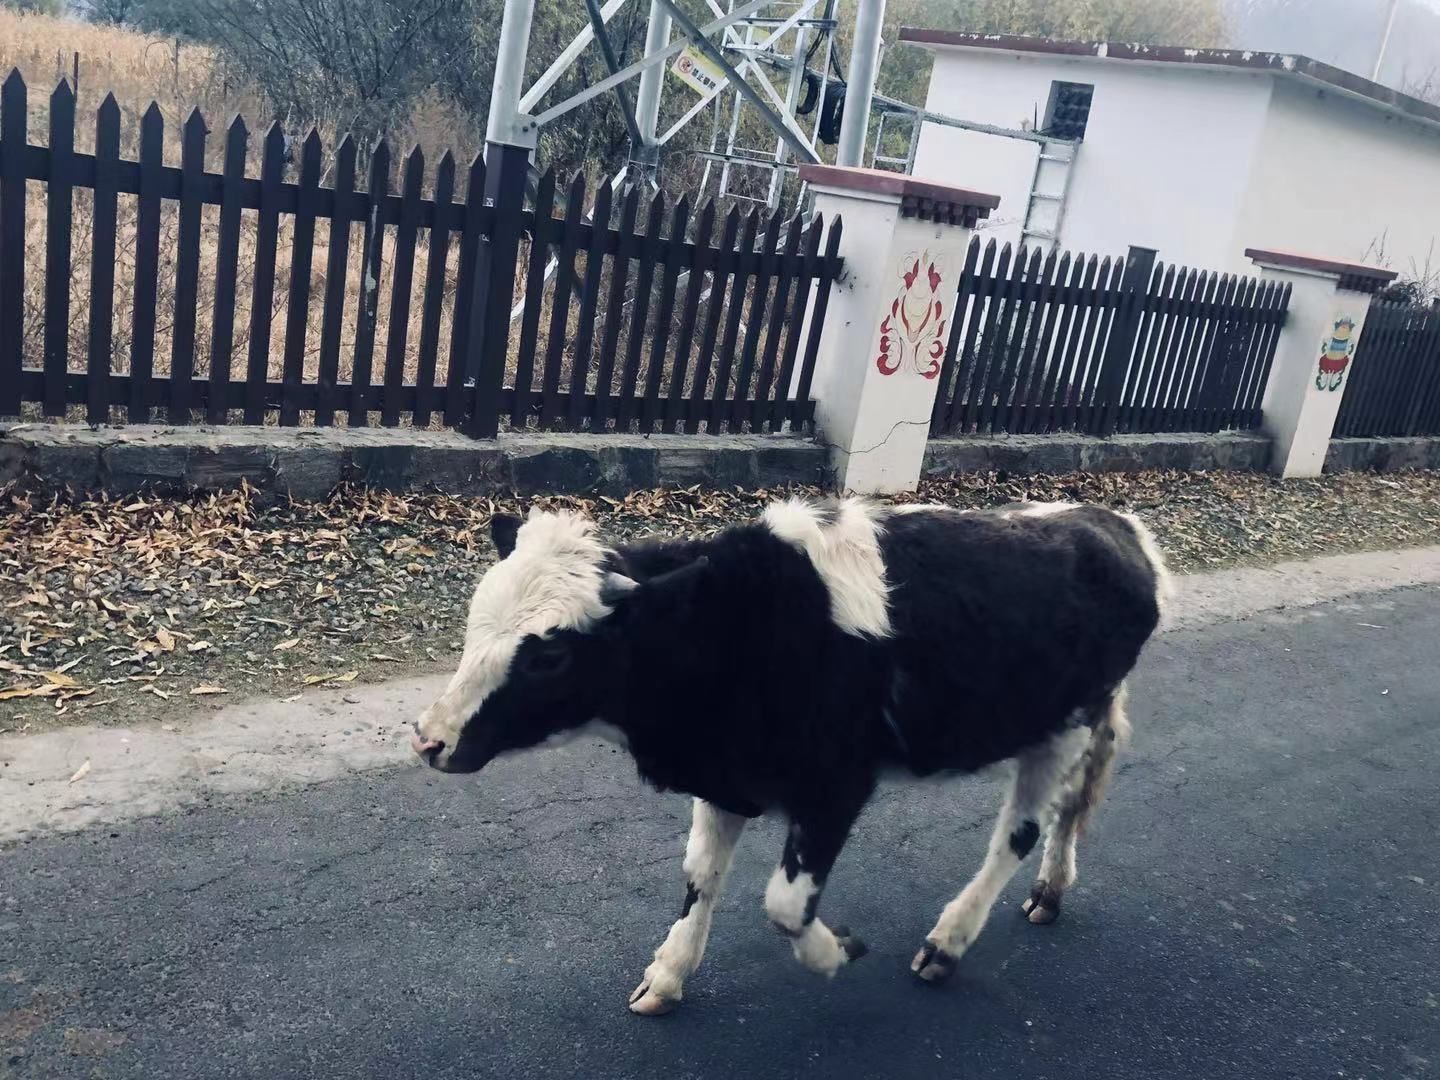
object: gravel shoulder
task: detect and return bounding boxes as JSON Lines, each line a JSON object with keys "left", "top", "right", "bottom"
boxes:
{"left": 3, "top": 468, "right": 1439, "bottom": 734}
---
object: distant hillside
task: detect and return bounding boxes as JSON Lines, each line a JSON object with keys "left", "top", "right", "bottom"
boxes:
{"left": 1227, "top": 0, "right": 1440, "bottom": 96}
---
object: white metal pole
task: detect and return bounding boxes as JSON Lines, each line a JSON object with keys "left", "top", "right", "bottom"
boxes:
{"left": 635, "top": 0, "right": 673, "bottom": 143}
{"left": 837, "top": 0, "right": 884, "bottom": 168}
{"left": 486, "top": 0, "right": 538, "bottom": 148}
{"left": 1372, "top": 0, "right": 1399, "bottom": 82}
{"left": 837, "top": 0, "right": 885, "bottom": 167}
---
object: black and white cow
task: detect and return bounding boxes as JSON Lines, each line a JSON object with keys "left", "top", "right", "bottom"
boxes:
{"left": 411, "top": 498, "right": 1168, "bottom": 1015}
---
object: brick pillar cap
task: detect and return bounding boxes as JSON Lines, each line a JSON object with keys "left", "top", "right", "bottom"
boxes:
{"left": 800, "top": 165, "right": 999, "bottom": 226}
{"left": 1245, "top": 249, "right": 1398, "bottom": 293}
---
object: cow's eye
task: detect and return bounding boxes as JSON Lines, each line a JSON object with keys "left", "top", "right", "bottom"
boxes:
{"left": 520, "top": 642, "right": 570, "bottom": 679}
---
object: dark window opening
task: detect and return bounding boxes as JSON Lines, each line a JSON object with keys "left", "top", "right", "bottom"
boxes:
{"left": 1044, "top": 81, "right": 1094, "bottom": 140}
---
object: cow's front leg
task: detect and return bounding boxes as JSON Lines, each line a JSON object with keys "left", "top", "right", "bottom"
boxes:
{"left": 629, "top": 799, "right": 746, "bottom": 1016}
{"left": 764, "top": 811, "right": 869, "bottom": 977}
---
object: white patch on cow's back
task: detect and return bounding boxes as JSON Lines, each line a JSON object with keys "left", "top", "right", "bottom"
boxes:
{"left": 416, "top": 510, "right": 611, "bottom": 766}
{"left": 1009, "top": 500, "right": 1078, "bottom": 518}
{"left": 888, "top": 503, "right": 957, "bottom": 516}
{"left": 763, "top": 498, "right": 891, "bottom": 638}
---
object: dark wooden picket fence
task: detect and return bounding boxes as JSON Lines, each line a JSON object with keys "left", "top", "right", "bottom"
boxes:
{"left": 0, "top": 71, "right": 844, "bottom": 436}
{"left": 1334, "top": 300, "right": 1440, "bottom": 438}
{"left": 930, "top": 240, "right": 1291, "bottom": 437}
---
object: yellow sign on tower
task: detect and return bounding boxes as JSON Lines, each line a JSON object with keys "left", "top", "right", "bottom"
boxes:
{"left": 670, "top": 45, "right": 726, "bottom": 96}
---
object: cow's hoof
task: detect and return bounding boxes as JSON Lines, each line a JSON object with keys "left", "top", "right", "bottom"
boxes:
{"left": 628, "top": 979, "right": 679, "bottom": 1017}
{"left": 910, "top": 940, "right": 958, "bottom": 984}
{"left": 1021, "top": 882, "right": 1062, "bottom": 925}
{"left": 831, "top": 924, "right": 869, "bottom": 962}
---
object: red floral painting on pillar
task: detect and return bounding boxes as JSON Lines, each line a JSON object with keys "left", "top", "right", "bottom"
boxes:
{"left": 876, "top": 250, "right": 947, "bottom": 379}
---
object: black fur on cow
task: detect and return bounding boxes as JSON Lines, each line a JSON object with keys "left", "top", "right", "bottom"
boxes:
{"left": 411, "top": 498, "right": 1168, "bottom": 1014}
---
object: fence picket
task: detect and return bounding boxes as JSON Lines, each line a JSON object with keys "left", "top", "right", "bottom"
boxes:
{"left": 1144, "top": 268, "right": 1198, "bottom": 431}
{"left": 0, "top": 71, "right": 23, "bottom": 417}
{"left": 567, "top": 179, "right": 611, "bottom": 431}
{"left": 1113, "top": 260, "right": 1163, "bottom": 433}
{"left": 1019, "top": 251, "right": 1071, "bottom": 434}
{"left": 1415, "top": 307, "right": 1440, "bottom": 435}
{"left": 1380, "top": 305, "right": 1432, "bottom": 436}
{"left": 43, "top": 79, "right": 76, "bottom": 418}
{"left": 1166, "top": 270, "right": 1217, "bottom": 432}
{"left": 87, "top": 94, "right": 122, "bottom": 425}
{"left": 931, "top": 236, "right": 979, "bottom": 434}
{"left": 961, "top": 241, "right": 1012, "bottom": 434}
{"left": 615, "top": 192, "right": 666, "bottom": 432}
{"left": 1074, "top": 256, "right": 1122, "bottom": 432}
{"left": 1034, "top": 252, "right": 1087, "bottom": 434}
{"left": 946, "top": 239, "right": 998, "bottom": 433}
{"left": 317, "top": 135, "right": 357, "bottom": 427}
{"left": 510, "top": 167, "right": 555, "bottom": 429}
{"left": 539, "top": 171, "right": 584, "bottom": 430}
{"left": 793, "top": 216, "right": 842, "bottom": 428}
{"left": 413, "top": 150, "right": 455, "bottom": 429}
{"left": 986, "top": 246, "right": 1042, "bottom": 434}
{"left": 753, "top": 211, "right": 803, "bottom": 432}
{"left": 1220, "top": 278, "right": 1260, "bottom": 430}
{"left": 280, "top": 130, "right": 321, "bottom": 427}
{"left": 1189, "top": 274, "right": 1236, "bottom": 431}
{"left": 1130, "top": 265, "right": 1177, "bottom": 432}
{"left": 349, "top": 139, "right": 390, "bottom": 426}
{"left": 206, "top": 115, "right": 246, "bottom": 424}
{"left": 593, "top": 183, "right": 640, "bottom": 431}
{"left": 711, "top": 210, "right": 760, "bottom": 433}
{"left": 770, "top": 212, "right": 822, "bottom": 434}
{"left": 382, "top": 146, "right": 425, "bottom": 427}
{"left": 125, "top": 103, "right": 165, "bottom": 421}
{"left": 1236, "top": 282, "right": 1282, "bottom": 426}
{"left": 443, "top": 153, "right": 484, "bottom": 428}
{"left": 689, "top": 206, "right": 740, "bottom": 434}
{"left": 641, "top": 196, "right": 689, "bottom": 433}
{"left": 665, "top": 198, "right": 716, "bottom": 434}
{"left": 468, "top": 146, "right": 528, "bottom": 437}
{"left": 243, "top": 122, "right": 286, "bottom": 424}
{"left": 1054, "top": 255, "right": 1102, "bottom": 432}
{"left": 1405, "top": 306, "right": 1440, "bottom": 435}
{"left": 1006, "top": 250, "right": 1058, "bottom": 434}
{"left": 732, "top": 211, "right": 782, "bottom": 431}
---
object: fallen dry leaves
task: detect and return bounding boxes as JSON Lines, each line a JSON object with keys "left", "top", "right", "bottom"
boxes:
{"left": 2, "top": 469, "right": 1438, "bottom": 732}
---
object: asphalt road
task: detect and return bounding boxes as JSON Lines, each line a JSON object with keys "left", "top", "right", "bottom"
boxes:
{"left": 3, "top": 587, "right": 1439, "bottom": 1080}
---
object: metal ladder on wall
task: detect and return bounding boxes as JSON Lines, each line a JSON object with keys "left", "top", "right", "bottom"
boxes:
{"left": 1021, "top": 138, "right": 1078, "bottom": 251}
{"left": 869, "top": 107, "right": 920, "bottom": 173}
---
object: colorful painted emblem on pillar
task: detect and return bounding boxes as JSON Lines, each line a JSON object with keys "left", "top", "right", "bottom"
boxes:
{"left": 876, "top": 250, "right": 947, "bottom": 379}
{"left": 1316, "top": 316, "right": 1356, "bottom": 391}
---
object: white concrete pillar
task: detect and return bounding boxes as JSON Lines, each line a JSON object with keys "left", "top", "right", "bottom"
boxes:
{"left": 1246, "top": 249, "right": 1397, "bottom": 478}
{"left": 799, "top": 165, "right": 999, "bottom": 494}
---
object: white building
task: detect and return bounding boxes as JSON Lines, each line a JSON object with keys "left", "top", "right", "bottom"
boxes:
{"left": 899, "top": 31, "right": 1440, "bottom": 283}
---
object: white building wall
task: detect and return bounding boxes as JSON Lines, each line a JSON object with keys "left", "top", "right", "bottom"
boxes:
{"left": 1233, "top": 79, "right": 1440, "bottom": 284}
{"left": 913, "top": 50, "right": 1274, "bottom": 266}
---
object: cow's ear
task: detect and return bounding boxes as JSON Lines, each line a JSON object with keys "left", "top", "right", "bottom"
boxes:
{"left": 490, "top": 514, "right": 522, "bottom": 559}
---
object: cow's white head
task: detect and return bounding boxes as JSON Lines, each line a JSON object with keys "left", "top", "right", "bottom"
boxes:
{"left": 410, "top": 509, "right": 624, "bottom": 772}
{"left": 411, "top": 509, "right": 712, "bottom": 773}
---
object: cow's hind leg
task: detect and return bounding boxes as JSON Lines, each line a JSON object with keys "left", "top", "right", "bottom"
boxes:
{"left": 629, "top": 799, "right": 746, "bottom": 1016}
{"left": 1024, "top": 686, "right": 1132, "bottom": 925}
{"left": 912, "top": 728, "right": 1089, "bottom": 983}
{"left": 764, "top": 805, "right": 870, "bottom": 977}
